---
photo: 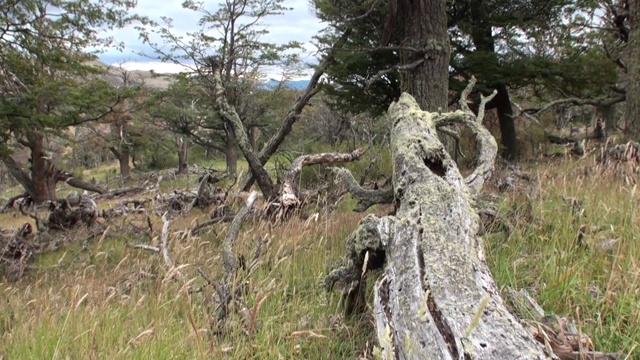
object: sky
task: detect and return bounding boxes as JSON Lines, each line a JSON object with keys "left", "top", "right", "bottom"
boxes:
{"left": 98, "top": 0, "right": 326, "bottom": 78}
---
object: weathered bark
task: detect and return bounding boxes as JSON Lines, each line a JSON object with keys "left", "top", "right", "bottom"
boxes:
{"left": 109, "top": 145, "right": 131, "bottom": 180}
{"left": 281, "top": 148, "right": 364, "bottom": 207}
{"left": 333, "top": 168, "right": 394, "bottom": 212}
{"left": 1, "top": 132, "right": 105, "bottom": 203}
{"left": 30, "top": 133, "right": 58, "bottom": 202}
{"left": 626, "top": 0, "right": 640, "bottom": 139}
{"left": 209, "top": 61, "right": 277, "bottom": 200}
{"left": 239, "top": 29, "right": 353, "bottom": 192}
{"left": 327, "top": 91, "right": 549, "bottom": 359}
{"left": 176, "top": 137, "right": 189, "bottom": 174}
{"left": 398, "top": 0, "right": 450, "bottom": 111}
{"left": 224, "top": 126, "right": 238, "bottom": 177}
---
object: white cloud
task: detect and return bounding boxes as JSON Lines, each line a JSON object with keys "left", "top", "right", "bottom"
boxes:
{"left": 99, "top": 0, "right": 326, "bottom": 78}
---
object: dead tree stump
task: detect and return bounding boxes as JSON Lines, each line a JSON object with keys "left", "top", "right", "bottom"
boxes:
{"left": 327, "top": 89, "right": 551, "bottom": 359}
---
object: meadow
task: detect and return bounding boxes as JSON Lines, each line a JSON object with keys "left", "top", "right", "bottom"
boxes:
{"left": 1, "top": 157, "right": 639, "bottom": 359}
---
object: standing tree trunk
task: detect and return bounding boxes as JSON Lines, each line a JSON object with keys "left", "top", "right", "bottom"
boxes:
{"left": 327, "top": 89, "right": 549, "bottom": 359}
{"left": 1, "top": 131, "right": 106, "bottom": 203}
{"left": 470, "top": 0, "right": 518, "bottom": 160}
{"left": 29, "top": 133, "right": 57, "bottom": 202}
{"left": 176, "top": 137, "right": 190, "bottom": 174}
{"left": 626, "top": 0, "right": 640, "bottom": 138}
{"left": 397, "top": 0, "right": 450, "bottom": 112}
{"left": 225, "top": 126, "right": 238, "bottom": 177}
{"left": 109, "top": 145, "right": 131, "bottom": 180}
{"left": 493, "top": 84, "right": 518, "bottom": 160}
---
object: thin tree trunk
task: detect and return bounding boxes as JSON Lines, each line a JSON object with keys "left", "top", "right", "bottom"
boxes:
{"left": 225, "top": 126, "right": 238, "bottom": 177}
{"left": 470, "top": 0, "right": 518, "bottom": 160}
{"left": 627, "top": 0, "right": 640, "bottom": 138}
{"left": 109, "top": 146, "right": 131, "bottom": 180}
{"left": 208, "top": 60, "right": 277, "bottom": 199}
{"left": 238, "top": 29, "right": 353, "bottom": 192}
{"left": 176, "top": 137, "right": 189, "bottom": 174}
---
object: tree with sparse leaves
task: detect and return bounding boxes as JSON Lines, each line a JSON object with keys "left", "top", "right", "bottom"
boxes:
{"left": 140, "top": 0, "right": 303, "bottom": 177}
{"left": 0, "top": 0, "right": 139, "bottom": 202}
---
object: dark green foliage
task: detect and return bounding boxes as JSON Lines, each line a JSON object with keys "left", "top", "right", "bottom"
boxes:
{"left": 312, "top": 0, "right": 619, "bottom": 160}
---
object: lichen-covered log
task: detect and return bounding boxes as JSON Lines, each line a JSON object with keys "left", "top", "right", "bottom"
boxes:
{"left": 328, "top": 92, "right": 550, "bottom": 359}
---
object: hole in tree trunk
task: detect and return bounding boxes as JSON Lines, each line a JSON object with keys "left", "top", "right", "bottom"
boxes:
{"left": 424, "top": 157, "right": 446, "bottom": 177}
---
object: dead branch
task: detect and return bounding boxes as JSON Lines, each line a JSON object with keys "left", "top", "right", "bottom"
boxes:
{"left": 1, "top": 192, "right": 28, "bottom": 212}
{"left": 160, "top": 213, "right": 173, "bottom": 269}
{"left": 239, "top": 29, "right": 354, "bottom": 192}
{"left": 222, "top": 191, "right": 258, "bottom": 274}
{"left": 57, "top": 171, "right": 106, "bottom": 195}
{"left": 434, "top": 77, "right": 498, "bottom": 194}
{"left": 281, "top": 148, "right": 364, "bottom": 208}
{"left": 0, "top": 223, "right": 35, "bottom": 281}
{"left": 95, "top": 187, "right": 145, "bottom": 200}
{"left": 522, "top": 95, "right": 625, "bottom": 117}
{"left": 131, "top": 244, "right": 160, "bottom": 252}
{"left": 190, "top": 213, "right": 236, "bottom": 236}
{"left": 46, "top": 196, "right": 98, "bottom": 231}
{"left": 332, "top": 167, "right": 394, "bottom": 212}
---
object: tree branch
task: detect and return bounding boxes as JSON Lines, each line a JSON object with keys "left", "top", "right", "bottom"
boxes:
{"left": 332, "top": 168, "right": 394, "bottom": 212}
{"left": 239, "top": 28, "right": 354, "bottom": 192}
{"left": 281, "top": 148, "right": 364, "bottom": 207}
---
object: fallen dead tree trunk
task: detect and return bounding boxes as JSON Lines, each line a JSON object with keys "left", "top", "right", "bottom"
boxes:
{"left": 327, "top": 83, "right": 551, "bottom": 358}
{"left": 281, "top": 148, "right": 364, "bottom": 207}
{"left": 0, "top": 223, "right": 35, "bottom": 281}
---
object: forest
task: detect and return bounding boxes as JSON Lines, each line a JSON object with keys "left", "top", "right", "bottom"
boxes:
{"left": 0, "top": 0, "right": 639, "bottom": 358}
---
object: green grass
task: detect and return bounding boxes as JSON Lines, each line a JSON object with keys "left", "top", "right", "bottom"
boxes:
{"left": 485, "top": 160, "right": 640, "bottom": 357}
{"left": 0, "top": 205, "right": 377, "bottom": 359}
{"left": 2, "top": 157, "right": 640, "bottom": 358}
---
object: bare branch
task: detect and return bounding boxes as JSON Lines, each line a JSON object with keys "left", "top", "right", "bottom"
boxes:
{"left": 282, "top": 148, "right": 364, "bottom": 207}
{"left": 332, "top": 168, "right": 394, "bottom": 212}
{"left": 160, "top": 213, "right": 174, "bottom": 269}
{"left": 132, "top": 244, "right": 160, "bottom": 252}
{"left": 522, "top": 95, "right": 625, "bottom": 117}
{"left": 222, "top": 191, "right": 258, "bottom": 274}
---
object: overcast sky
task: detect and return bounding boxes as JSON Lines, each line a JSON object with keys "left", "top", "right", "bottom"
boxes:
{"left": 98, "top": 0, "right": 326, "bottom": 77}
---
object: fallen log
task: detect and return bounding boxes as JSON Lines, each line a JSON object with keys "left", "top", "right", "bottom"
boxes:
{"left": 0, "top": 223, "right": 35, "bottom": 281}
{"left": 327, "top": 84, "right": 551, "bottom": 358}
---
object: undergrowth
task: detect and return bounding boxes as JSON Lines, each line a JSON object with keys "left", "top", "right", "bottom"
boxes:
{"left": 1, "top": 158, "right": 639, "bottom": 358}
{"left": 486, "top": 159, "right": 640, "bottom": 357}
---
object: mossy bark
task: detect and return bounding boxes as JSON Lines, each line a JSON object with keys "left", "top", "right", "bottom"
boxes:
{"left": 329, "top": 93, "right": 550, "bottom": 359}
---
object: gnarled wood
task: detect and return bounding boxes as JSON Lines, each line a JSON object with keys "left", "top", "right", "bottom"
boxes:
{"left": 332, "top": 168, "right": 394, "bottom": 212}
{"left": 328, "top": 92, "right": 550, "bottom": 359}
{"left": 281, "top": 148, "right": 363, "bottom": 207}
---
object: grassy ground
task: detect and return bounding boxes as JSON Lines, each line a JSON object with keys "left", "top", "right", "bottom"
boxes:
{"left": 0, "top": 198, "right": 378, "bottom": 359}
{"left": 487, "top": 159, "right": 640, "bottom": 357}
{"left": 1, "top": 158, "right": 639, "bottom": 358}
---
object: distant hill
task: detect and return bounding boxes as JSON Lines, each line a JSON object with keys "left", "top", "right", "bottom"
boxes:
{"left": 93, "top": 61, "right": 311, "bottom": 91}
{"left": 262, "top": 78, "right": 310, "bottom": 91}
